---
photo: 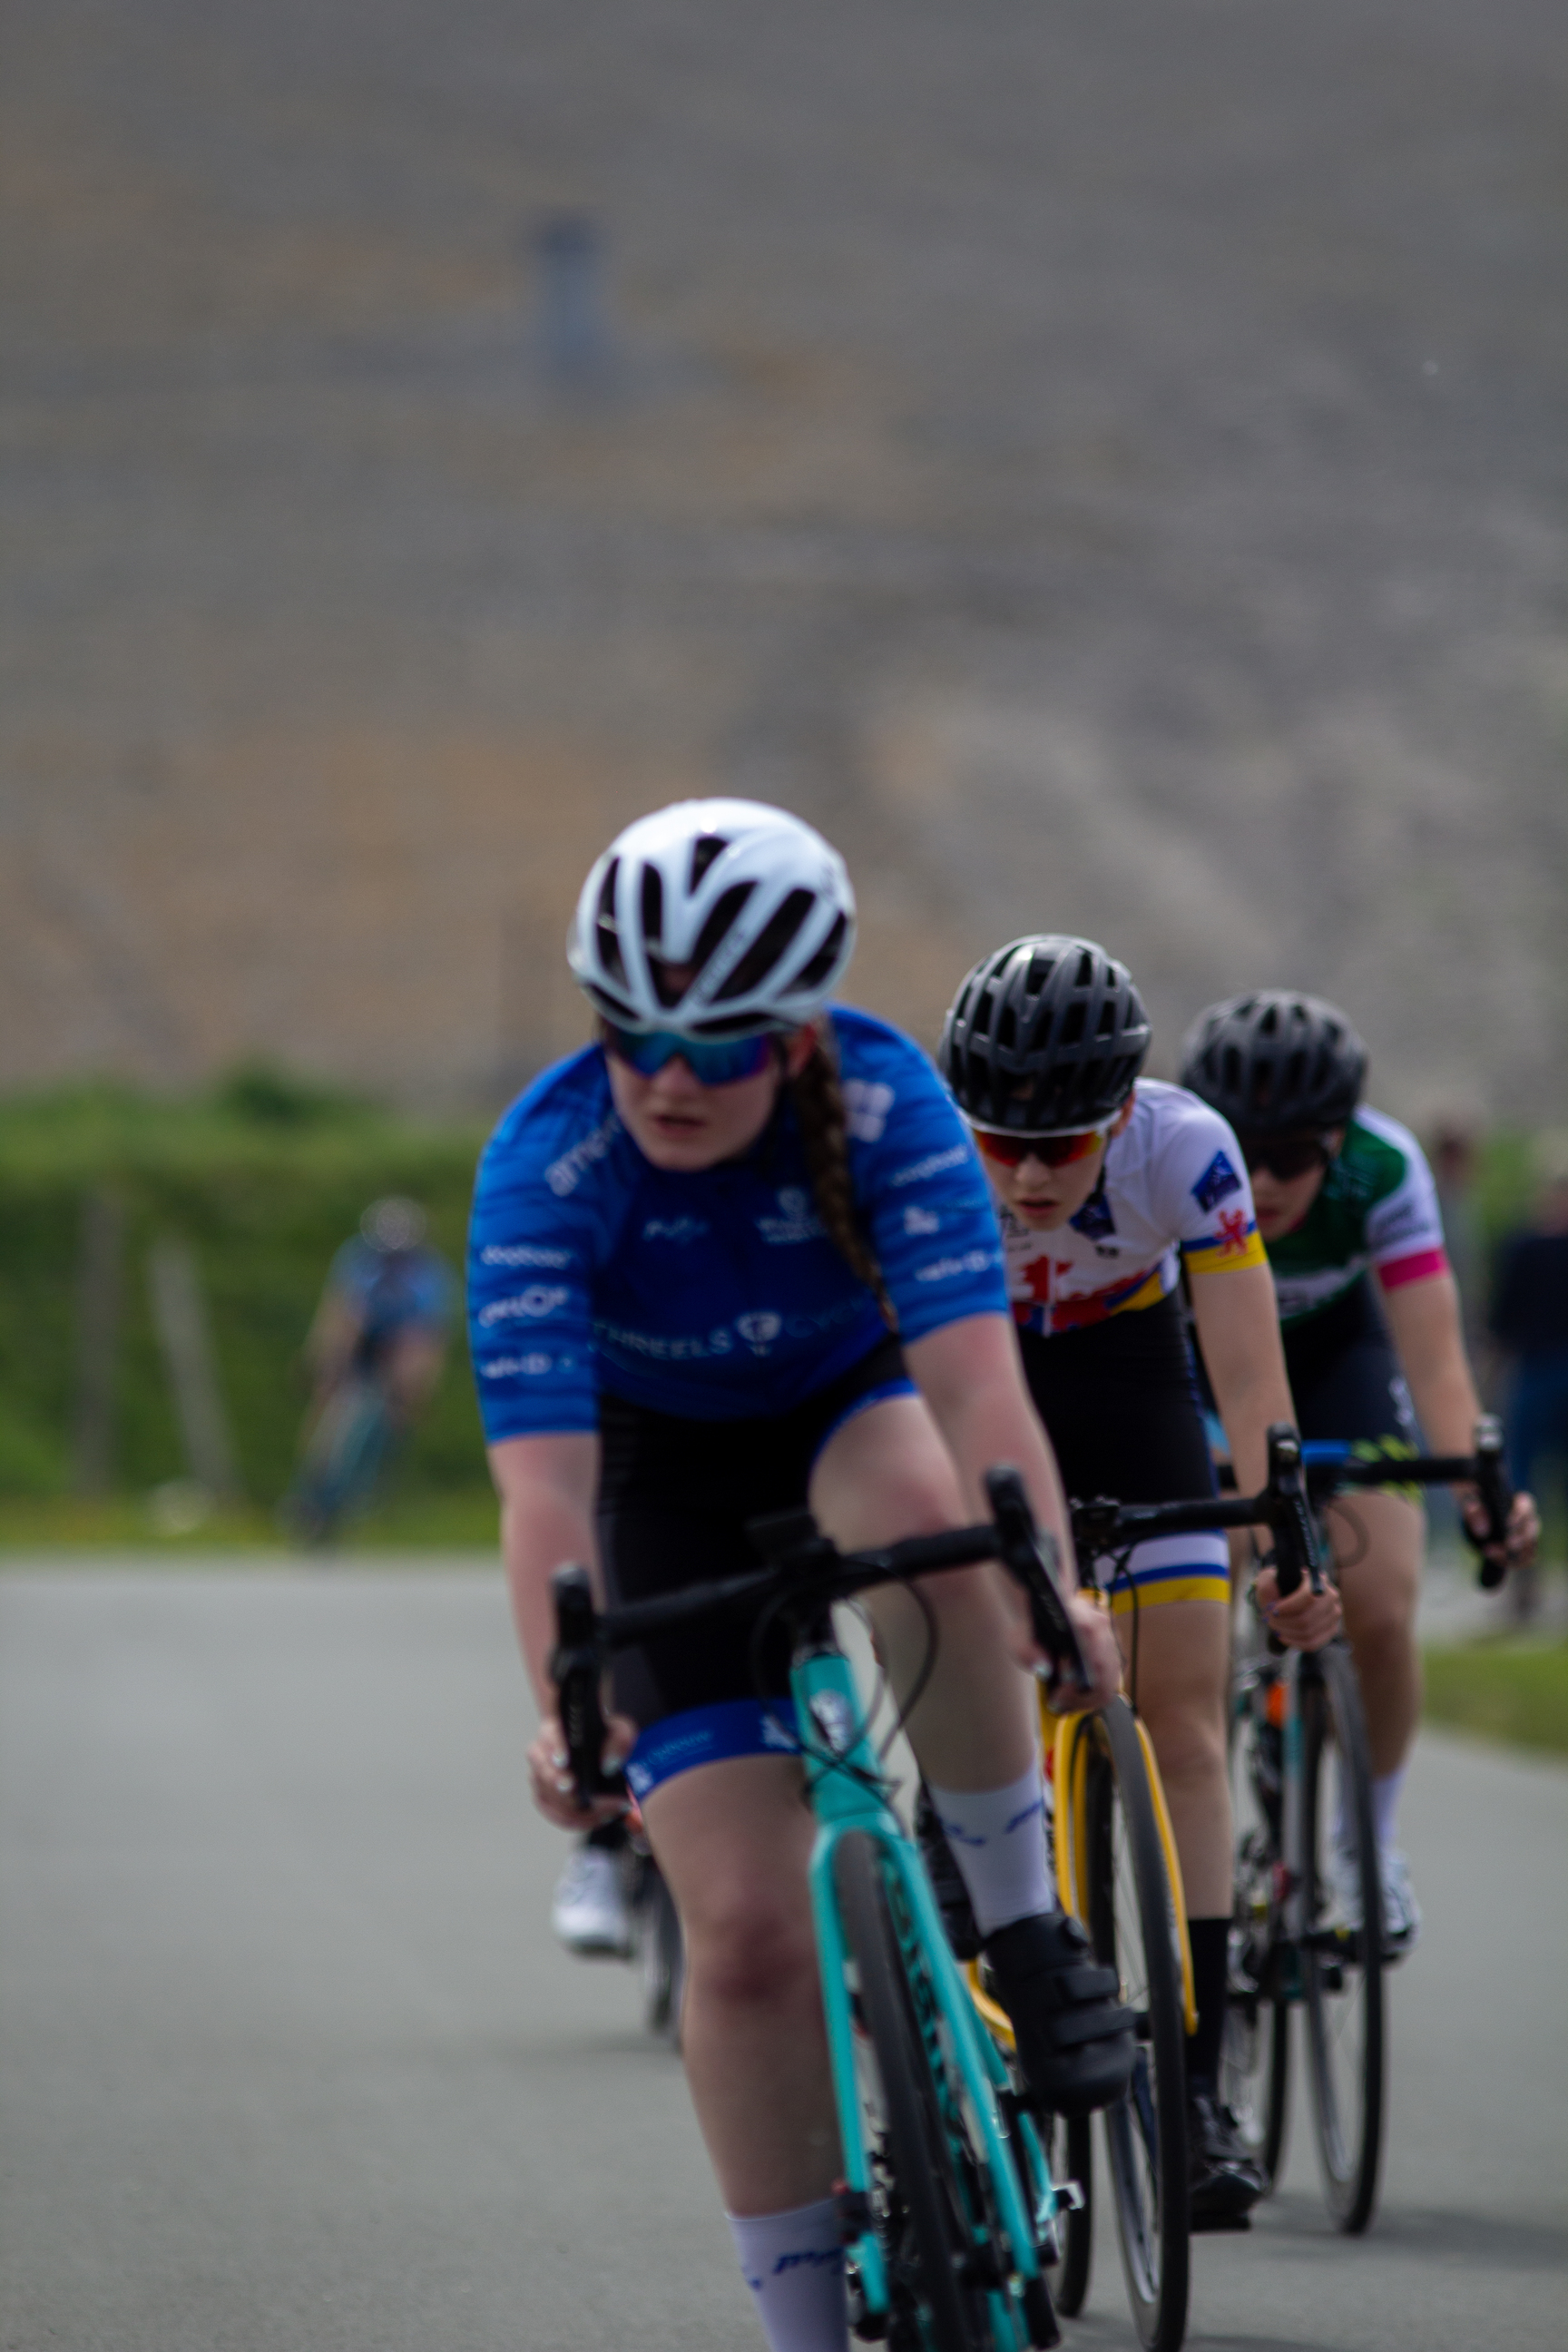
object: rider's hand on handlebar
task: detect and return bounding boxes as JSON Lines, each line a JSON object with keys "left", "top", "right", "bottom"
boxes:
{"left": 1253, "top": 1563, "right": 1341, "bottom": 1651}
{"left": 1005, "top": 1589, "right": 1122, "bottom": 1711}
{"left": 1460, "top": 1486, "right": 1538, "bottom": 1573}
{"left": 526, "top": 1710, "right": 637, "bottom": 1830}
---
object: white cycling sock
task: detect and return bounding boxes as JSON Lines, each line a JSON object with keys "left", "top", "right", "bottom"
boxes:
{"left": 1370, "top": 1767, "right": 1406, "bottom": 1853}
{"left": 728, "top": 2197, "right": 848, "bottom": 2352}
{"left": 926, "top": 1766, "right": 1054, "bottom": 1936}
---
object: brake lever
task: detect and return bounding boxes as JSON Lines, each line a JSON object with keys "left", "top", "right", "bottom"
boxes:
{"left": 549, "top": 1565, "right": 625, "bottom": 1804}
{"left": 1468, "top": 1416, "right": 1513, "bottom": 1592}
{"left": 984, "top": 1465, "right": 1090, "bottom": 1697}
{"left": 1263, "top": 1423, "right": 1322, "bottom": 1599}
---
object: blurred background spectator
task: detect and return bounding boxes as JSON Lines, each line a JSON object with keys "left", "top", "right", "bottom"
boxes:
{"left": 1488, "top": 1135, "right": 1568, "bottom": 1622}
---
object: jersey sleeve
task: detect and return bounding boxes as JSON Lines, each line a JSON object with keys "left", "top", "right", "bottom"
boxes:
{"left": 466, "top": 1099, "right": 603, "bottom": 1442}
{"left": 844, "top": 1024, "right": 1008, "bottom": 1344}
{"left": 1360, "top": 1112, "right": 1449, "bottom": 1291}
{"left": 1154, "top": 1095, "right": 1269, "bottom": 1279}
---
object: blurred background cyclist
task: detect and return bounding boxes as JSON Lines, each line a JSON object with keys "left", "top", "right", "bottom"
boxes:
{"left": 284, "top": 1196, "right": 457, "bottom": 1543}
{"left": 1488, "top": 1133, "right": 1568, "bottom": 1623}
{"left": 1180, "top": 995, "right": 1538, "bottom": 1951}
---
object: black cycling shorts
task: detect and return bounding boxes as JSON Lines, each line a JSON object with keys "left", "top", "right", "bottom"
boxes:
{"left": 1282, "top": 1277, "right": 1417, "bottom": 1451}
{"left": 597, "top": 1334, "right": 912, "bottom": 1737}
{"left": 1018, "top": 1293, "right": 1226, "bottom": 1612}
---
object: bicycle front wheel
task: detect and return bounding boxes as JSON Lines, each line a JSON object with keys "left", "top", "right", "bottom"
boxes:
{"left": 837, "top": 1833, "right": 1028, "bottom": 2352}
{"left": 1222, "top": 1657, "right": 1290, "bottom": 2186}
{"left": 1077, "top": 1700, "right": 1190, "bottom": 2352}
{"left": 1300, "top": 1643, "right": 1385, "bottom": 2234}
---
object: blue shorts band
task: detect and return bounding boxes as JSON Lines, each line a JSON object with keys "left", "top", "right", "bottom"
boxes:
{"left": 812, "top": 1374, "right": 917, "bottom": 1464}
{"left": 624, "top": 1698, "right": 800, "bottom": 1801}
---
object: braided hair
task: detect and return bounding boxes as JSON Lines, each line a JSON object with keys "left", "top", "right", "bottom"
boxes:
{"left": 789, "top": 1019, "right": 897, "bottom": 1330}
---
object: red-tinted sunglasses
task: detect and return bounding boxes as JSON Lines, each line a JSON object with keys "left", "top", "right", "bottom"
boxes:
{"left": 968, "top": 1120, "right": 1112, "bottom": 1170}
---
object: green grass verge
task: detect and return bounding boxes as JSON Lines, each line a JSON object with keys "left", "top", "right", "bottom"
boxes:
{"left": 1423, "top": 1639, "right": 1568, "bottom": 1759}
{"left": 0, "top": 1487, "right": 499, "bottom": 1557}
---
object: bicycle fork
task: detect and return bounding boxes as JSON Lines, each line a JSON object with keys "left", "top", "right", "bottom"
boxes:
{"left": 798, "top": 1643, "right": 1059, "bottom": 2347}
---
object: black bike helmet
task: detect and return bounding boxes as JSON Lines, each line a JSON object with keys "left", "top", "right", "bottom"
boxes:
{"left": 939, "top": 936, "right": 1152, "bottom": 1132}
{"left": 1178, "top": 992, "right": 1367, "bottom": 1134}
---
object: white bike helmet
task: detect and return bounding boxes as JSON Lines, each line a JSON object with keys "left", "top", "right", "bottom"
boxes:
{"left": 567, "top": 799, "right": 857, "bottom": 1035}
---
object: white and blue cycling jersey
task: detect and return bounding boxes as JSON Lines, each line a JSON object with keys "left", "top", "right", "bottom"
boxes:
{"left": 468, "top": 1005, "right": 1007, "bottom": 1438}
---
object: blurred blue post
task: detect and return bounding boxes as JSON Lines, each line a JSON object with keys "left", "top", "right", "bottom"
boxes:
{"left": 532, "top": 212, "right": 617, "bottom": 394}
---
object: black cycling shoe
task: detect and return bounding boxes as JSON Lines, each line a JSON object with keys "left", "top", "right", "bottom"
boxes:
{"left": 1187, "top": 2090, "right": 1266, "bottom": 2230}
{"left": 914, "top": 1787, "right": 983, "bottom": 1961}
{"left": 984, "top": 1910, "right": 1137, "bottom": 2118}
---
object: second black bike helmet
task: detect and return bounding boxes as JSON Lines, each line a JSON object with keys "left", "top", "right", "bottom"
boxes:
{"left": 939, "top": 936, "right": 1152, "bottom": 1132}
{"left": 1178, "top": 991, "right": 1367, "bottom": 1134}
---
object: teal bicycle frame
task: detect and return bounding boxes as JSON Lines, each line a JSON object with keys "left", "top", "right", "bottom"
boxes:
{"left": 794, "top": 1635, "right": 1060, "bottom": 2347}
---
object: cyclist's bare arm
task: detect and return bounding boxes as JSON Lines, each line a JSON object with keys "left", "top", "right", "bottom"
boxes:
{"left": 1380, "top": 1272, "right": 1539, "bottom": 1563}
{"left": 488, "top": 1431, "right": 633, "bottom": 1827}
{"left": 903, "top": 1313, "right": 1122, "bottom": 1707}
{"left": 305, "top": 1289, "right": 365, "bottom": 1396}
{"left": 1190, "top": 1259, "right": 1338, "bottom": 1647}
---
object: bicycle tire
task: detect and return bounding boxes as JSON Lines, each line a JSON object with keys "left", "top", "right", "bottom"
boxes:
{"left": 1048, "top": 2115, "right": 1093, "bottom": 2317}
{"left": 835, "top": 1832, "right": 992, "bottom": 2352}
{"left": 1222, "top": 1662, "right": 1290, "bottom": 2187}
{"left": 1080, "top": 1700, "right": 1190, "bottom": 2352}
{"left": 1300, "top": 1644, "right": 1385, "bottom": 2234}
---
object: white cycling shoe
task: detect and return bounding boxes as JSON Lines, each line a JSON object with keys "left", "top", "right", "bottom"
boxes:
{"left": 551, "top": 1843, "right": 633, "bottom": 1958}
{"left": 1326, "top": 1839, "right": 1422, "bottom": 1959}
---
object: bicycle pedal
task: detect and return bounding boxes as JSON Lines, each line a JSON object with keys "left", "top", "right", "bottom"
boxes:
{"left": 1054, "top": 2178, "right": 1086, "bottom": 2214}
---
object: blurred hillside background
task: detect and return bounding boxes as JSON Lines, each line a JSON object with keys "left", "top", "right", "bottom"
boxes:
{"left": 1, "top": 0, "right": 1565, "bottom": 1559}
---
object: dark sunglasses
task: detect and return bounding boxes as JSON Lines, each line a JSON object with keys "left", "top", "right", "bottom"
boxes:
{"left": 1239, "top": 1134, "right": 1333, "bottom": 1181}
{"left": 968, "top": 1119, "right": 1112, "bottom": 1171}
{"left": 603, "top": 1024, "right": 779, "bottom": 1088}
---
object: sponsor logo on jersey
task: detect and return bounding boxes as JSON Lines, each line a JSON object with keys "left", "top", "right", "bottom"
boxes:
{"left": 478, "top": 1242, "right": 573, "bottom": 1269}
{"left": 642, "top": 1215, "right": 709, "bottom": 1244}
{"left": 477, "top": 1285, "right": 569, "bottom": 1326}
{"left": 808, "top": 1690, "right": 857, "bottom": 1755}
{"left": 735, "top": 1310, "right": 784, "bottom": 1353}
{"left": 903, "top": 1204, "right": 940, "bottom": 1236}
{"left": 843, "top": 1078, "right": 895, "bottom": 1142}
{"left": 1373, "top": 1197, "right": 1427, "bottom": 1249}
{"left": 478, "top": 1350, "right": 565, "bottom": 1377}
{"left": 760, "top": 1710, "right": 797, "bottom": 1752}
{"left": 889, "top": 1142, "right": 968, "bottom": 1189}
{"left": 755, "top": 1187, "right": 826, "bottom": 1245}
{"left": 914, "top": 1249, "right": 999, "bottom": 1283}
{"left": 1069, "top": 1187, "right": 1116, "bottom": 1241}
{"left": 545, "top": 1111, "right": 621, "bottom": 1197}
{"left": 596, "top": 1321, "right": 738, "bottom": 1361}
{"left": 1191, "top": 1150, "right": 1243, "bottom": 1214}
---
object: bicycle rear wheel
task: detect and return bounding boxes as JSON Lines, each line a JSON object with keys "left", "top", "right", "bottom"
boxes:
{"left": 1222, "top": 1658, "right": 1290, "bottom": 2186}
{"left": 634, "top": 1857, "right": 685, "bottom": 2044}
{"left": 1077, "top": 1700, "right": 1190, "bottom": 2352}
{"left": 1299, "top": 1643, "right": 1385, "bottom": 2234}
{"left": 837, "top": 1832, "right": 1045, "bottom": 2352}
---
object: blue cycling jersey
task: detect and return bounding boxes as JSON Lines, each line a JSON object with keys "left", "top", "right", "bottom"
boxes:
{"left": 468, "top": 1005, "right": 1007, "bottom": 1437}
{"left": 330, "top": 1240, "right": 456, "bottom": 1340}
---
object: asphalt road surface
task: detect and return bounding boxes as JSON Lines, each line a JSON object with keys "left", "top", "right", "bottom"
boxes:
{"left": 2, "top": 1567, "right": 1564, "bottom": 2352}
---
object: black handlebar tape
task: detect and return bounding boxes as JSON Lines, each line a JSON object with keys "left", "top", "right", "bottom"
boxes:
{"left": 1471, "top": 1416, "right": 1513, "bottom": 1592}
{"left": 1265, "top": 1423, "right": 1320, "bottom": 1599}
{"left": 983, "top": 1465, "right": 1090, "bottom": 1693}
{"left": 549, "top": 1565, "right": 622, "bottom": 1802}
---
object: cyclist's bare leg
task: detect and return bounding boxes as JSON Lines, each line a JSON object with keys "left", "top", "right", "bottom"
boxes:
{"left": 381, "top": 1328, "right": 445, "bottom": 1426}
{"left": 1115, "top": 1595, "right": 1232, "bottom": 1916}
{"left": 640, "top": 1754, "right": 838, "bottom": 2214}
{"left": 1329, "top": 1487, "right": 1423, "bottom": 1779}
{"left": 808, "top": 1391, "right": 1037, "bottom": 1789}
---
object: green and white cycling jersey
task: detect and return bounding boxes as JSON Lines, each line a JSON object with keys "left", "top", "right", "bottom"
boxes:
{"left": 1266, "top": 1106, "right": 1449, "bottom": 1328}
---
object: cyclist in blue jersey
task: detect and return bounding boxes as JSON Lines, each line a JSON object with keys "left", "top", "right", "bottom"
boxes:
{"left": 286, "top": 1198, "right": 456, "bottom": 1541}
{"left": 470, "top": 800, "right": 1132, "bottom": 2352}
{"left": 936, "top": 936, "right": 1337, "bottom": 2227}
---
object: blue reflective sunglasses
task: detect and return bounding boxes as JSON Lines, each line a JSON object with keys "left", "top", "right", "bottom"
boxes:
{"left": 603, "top": 1024, "right": 779, "bottom": 1087}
